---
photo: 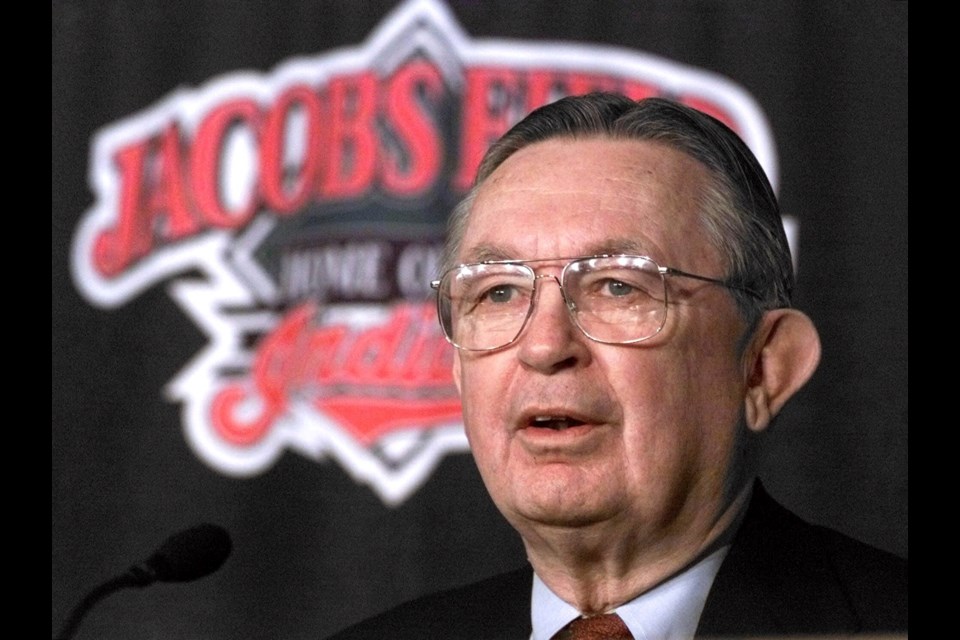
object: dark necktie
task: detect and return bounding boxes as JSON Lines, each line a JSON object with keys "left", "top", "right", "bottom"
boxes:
{"left": 551, "top": 613, "right": 634, "bottom": 639}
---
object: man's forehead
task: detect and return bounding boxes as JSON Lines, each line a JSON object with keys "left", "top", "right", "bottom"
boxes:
{"left": 470, "top": 139, "right": 707, "bottom": 215}
{"left": 457, "top": 239, "right": 653, "bottom": 265}
{"left": 457, "top": 137, "right": 713, "bottom": 266}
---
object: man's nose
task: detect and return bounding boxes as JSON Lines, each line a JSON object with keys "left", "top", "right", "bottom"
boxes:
{"left": 516, "top": 275, "right": 589, "bottom": 371}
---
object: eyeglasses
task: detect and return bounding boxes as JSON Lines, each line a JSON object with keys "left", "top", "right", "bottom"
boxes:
{"left": 431, "top": 254, "right": 760, "bottom": 351}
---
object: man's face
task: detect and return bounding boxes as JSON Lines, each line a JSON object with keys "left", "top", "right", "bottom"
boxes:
{"left": 453, "top": 137, "right": 754, "bottom": 552}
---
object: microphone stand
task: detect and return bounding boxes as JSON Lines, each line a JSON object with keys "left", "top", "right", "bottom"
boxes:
{"left": 54, "top": 570, "right": 144, "bottom": 640}
{"left": 54, "top": 523, "right": 230, "bottom": 640}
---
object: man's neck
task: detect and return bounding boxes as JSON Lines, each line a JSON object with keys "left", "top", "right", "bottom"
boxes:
{"left": 520, "top": 482, "right": 754, "bottom": 615}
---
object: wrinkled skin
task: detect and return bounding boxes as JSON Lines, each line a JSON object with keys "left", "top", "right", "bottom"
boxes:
{"left": 452, "top": 137, "right": 820, "bottom": 612}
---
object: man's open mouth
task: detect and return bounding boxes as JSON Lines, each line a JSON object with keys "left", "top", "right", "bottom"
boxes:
{"left": 528, "top": 416, "right": 586, "bottom": 430}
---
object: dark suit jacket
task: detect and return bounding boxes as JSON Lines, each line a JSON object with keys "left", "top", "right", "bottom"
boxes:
{"left": 325, "top": 481, "right": 907, "bottom": 639}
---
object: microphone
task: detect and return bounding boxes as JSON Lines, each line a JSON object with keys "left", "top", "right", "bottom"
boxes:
{"left": 128, "top": 522, "right": 232, "bottom": 585}
{"left": 54, "top": 523, "right": 232, "bottom": 640}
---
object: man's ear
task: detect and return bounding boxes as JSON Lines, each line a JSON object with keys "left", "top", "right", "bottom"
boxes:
{"left": 742, "top": 308, "right": 821, "bottom": 433}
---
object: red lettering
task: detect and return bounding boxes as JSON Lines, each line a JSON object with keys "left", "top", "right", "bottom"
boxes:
{"left": 93, "top": 124, "right": 199, "bottom": 277}
{"left": 382, "top": 61, "right": 444, "bottom": 195}
{"left": 524, "top": 70, "right": 557, "bottom": 112}
{"left": 260, "top": 85, "right": 323, "bottom": 214}
{"left": 396, "top": 305, "right": 453, "bottom": 385}
{"left": 300, "top": 323, "right": 352, "bottom": 385}
{"left": 454, "top": 67, "right": 523, "bottom": 190}
{"left": 341, "top": 306, "right": 412, "bottom": 384}
{"left": 319, "top": 73, "right": 378, "bottom": 199}
{"left": 209, "top": 303, "right": 457, "bottom": 447}
{"left": 190, "top": 99, "right": 260, "bottom": 228}
{"left": 90, "top": 56, "right": 750, "bottom": 284}
{"left": 210, "top": 304, "right": 314, "bottom": 445}
{"left": 209, "top": 385, "right": 276, "bottom": 446}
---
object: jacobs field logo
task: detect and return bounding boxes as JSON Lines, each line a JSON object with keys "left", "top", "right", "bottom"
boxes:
{"left": 70, "top": 0, "right": 781, "bottom": 505}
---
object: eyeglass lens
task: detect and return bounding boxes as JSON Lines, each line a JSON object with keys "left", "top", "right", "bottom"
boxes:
{"left": 437, "top": 256, "right": 668, "bottom": 350}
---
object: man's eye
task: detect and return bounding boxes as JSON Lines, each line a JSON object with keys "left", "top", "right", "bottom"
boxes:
{"left": 481, "top": 284, "right": 517, "bottom": 304}
{"left": 604, "top": 280, "right": 634, "bottom": 297}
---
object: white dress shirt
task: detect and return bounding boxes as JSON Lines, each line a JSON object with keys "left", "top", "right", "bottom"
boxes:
{"left": 529, "top": 544, "right": 730, "bottom": 640}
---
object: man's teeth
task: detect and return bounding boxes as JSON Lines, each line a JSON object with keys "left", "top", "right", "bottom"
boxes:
{"left": 531, "top": 416, "right": 581, "bottom": 430}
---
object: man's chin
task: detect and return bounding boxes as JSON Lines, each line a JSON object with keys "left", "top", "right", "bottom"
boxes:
{"left": 504, "top": 498, "right": 618, "bottom": 532}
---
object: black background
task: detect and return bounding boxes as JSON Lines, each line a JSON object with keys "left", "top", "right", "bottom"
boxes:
{"left": 52, "top": 2, "right": 907, "bottom": 638}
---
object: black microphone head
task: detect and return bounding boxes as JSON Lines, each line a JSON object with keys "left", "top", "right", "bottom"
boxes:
{"left": 134, "top": 523, "right": 232, "bottom": 585}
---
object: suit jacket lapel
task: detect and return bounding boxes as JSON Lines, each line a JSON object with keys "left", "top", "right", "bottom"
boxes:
{"left": 695, "top": 480, "right": 860, "bottom": 637}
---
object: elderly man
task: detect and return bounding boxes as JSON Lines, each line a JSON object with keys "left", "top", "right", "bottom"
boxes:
{"left": 326, "top": 93, "right": 908, "bottom": 639}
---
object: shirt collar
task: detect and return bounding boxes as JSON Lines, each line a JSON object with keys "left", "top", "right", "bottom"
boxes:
{"left": 530, "top": 545, "right": 730, "bottom": 640}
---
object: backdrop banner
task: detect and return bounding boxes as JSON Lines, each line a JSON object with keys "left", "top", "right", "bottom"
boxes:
{"left": 52, "top": 2, "right": 907, "bottom": 638}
